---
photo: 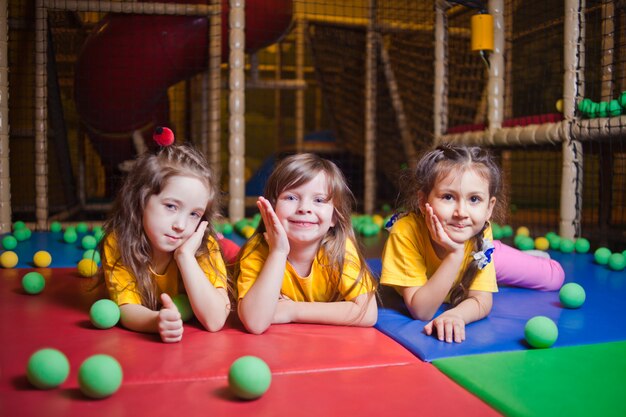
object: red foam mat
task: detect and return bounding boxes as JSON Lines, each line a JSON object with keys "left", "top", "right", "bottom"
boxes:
{"left": 4, "top": 363, "right": 500, "bottom": 417}
{"left": 1, "top": 269, "right": 500, "bottom": 416}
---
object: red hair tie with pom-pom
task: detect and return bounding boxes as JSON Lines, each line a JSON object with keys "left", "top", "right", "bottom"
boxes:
{"left": 153, "top": 126, "right": 175, "bottom": 147}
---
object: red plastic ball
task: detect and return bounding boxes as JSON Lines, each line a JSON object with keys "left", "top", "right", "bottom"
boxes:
{"left": 153, "top": 126, "right": 175, "bottom": 146}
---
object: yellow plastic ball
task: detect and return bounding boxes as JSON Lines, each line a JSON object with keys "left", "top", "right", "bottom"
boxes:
{"left": 241, "top": 225, "right": 256, "bottom": 239}
{"left": 534, "top": 237, "right": 550, "bottom": 251}
{"left": 77, "top": 259, "right": 99, "bottom": 277}
{"left": 556, "top": 99, "right": 563, "bottom": 113}
{"left": 1, "top": 251, "right": 19, "bottom": 268}
{"left": 33, "top": 250, "right": 52, "bottom": 268}
{"left": 0, "top": 250, "right": 19, "bottom": 268}
{"left": 516, "top": 226, "right": 530, "bottom": 237}
{"left": 371, "top": 214, "right": 384, "bottom": 227}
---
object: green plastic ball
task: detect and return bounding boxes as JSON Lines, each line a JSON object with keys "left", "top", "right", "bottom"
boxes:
{"left": 228, "top": 356, "right": 272, "bottom": 400}
{"left": 234, "top": 218, "right": 250, "bottom": 233}
{"left": 13, "top": 220, "right": 26, "bottom": 231}
{"left": 49, "top": 221, "right": 62, "bottom": 233}
{"left": 548, "top": 235, "right": 561, "bottom": 250}
{"left": 597, "top": 101, "right": 608, "bottom": 118}
{"left": 172, "top": 294, "right": 194, "bottom": 322}
{"left": 577, "top": 98, "right": 592, "bottom": 114}
{"left": 27, "top": 348, "right": 70, "bottom": 389}
{"left": 574, "top": 238, "right": 590, "bottom": 253}
{"left": 490, "top": 223, "right": 501, "bottom": 239}
{"left": 381, "top": 203, "right": 391, "bottom": 212}
{"left": 63, "top": 230, "right": 78, "bottom": 244}
{"left": 588, "top": 101, "right": 599, "bottom": 118}
{"left": 222, "top": 223, "right": 234, "bottom": 235}
{"left": 608, "top": 253, "right": 626, "bottom": 271}
{"left": 90, "top": 299, "right": 121, "bottom": 329}
{"left": 608, "top": 99, "right": 622, "bottom": 117}
{"left": 513, "top": 234, "right": 526, "bottom": 247}
{"left": 83, "top": 249, "right": 101, "bottom": 265}
{"left": 78, "top": 354, "right": 123, "bottom": 398}
{"left": 517, "top": 236, "right": 535, "bottom": 251}
{"left": 14, "top": 227, "right": 31, "bottom": 242}
{"left": 524, "top": 316, "right": 558, "bottom": 349}
{"left": 82, "top": 235, "right": 98, "bottom": 250}
{"left": 594, "top": 247, "right": 612, "bottom": 265}
{"left": 501, "top": 225, "right": 513, "bottom": 237}
{"left": 559, "top": 238, "right": 575, "bottom": 253}
{"left": 76, "top": 222, "right": 89, "bottom": 234}
{"left": 2, "top": 235, "right": 18, "bottom": 250}
{"left": 250, "top": 216, "right": 261, "bottom": 229}
{"left": 22, "top": 271, "right": 46, "bottom": 294}
{"left": 544, "top": 231, "right": 557, "bottom": 240}
{"left": 559, "top": 283, "right": 586, "bottom": 309}
{"left": 360, "top": 222, "right": 380, "bottom": 237}
{"left": 93, "top": 228, "right": 105, "bottom": 243}
{"left": 619, "top": 91, "right": 626, "bottom": 108}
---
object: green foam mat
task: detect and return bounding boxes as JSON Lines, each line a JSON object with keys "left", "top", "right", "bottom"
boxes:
{"left": 433, "top": 341, "right": 626, "bottom": 417}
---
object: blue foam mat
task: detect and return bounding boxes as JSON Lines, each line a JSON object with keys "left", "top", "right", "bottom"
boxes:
{"left": 368, "top": 252, "right": 626, "bottom": 362}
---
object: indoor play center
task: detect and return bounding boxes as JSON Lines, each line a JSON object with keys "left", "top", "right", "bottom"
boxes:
{"left": 1, "top": 0, "right": 626, "bottom": 416}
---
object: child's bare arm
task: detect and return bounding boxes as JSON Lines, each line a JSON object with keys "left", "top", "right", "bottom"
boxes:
{"left": 238, "top": 197, "right": 290, "bottom": 334}
{"left": 402, "top": 250, "right": 465, "bottom": 321}
{"left": 176, "top": 221, "right": 231, "bottom": 332}
{"left": 273, "top": 292, "right": 378, "bottom": 327}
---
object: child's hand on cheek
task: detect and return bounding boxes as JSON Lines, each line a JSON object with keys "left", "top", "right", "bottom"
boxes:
{"left": 425, "top": 203, "right": 464, "bottom": 255}
{"left": 257, "top": 197, "right": 290, "bottom": 255}
{"left": 158, "top": 293, "right": 183, "bottom": 343}
{"left": 175, "top": 220, "right": 208, "bottom": 260}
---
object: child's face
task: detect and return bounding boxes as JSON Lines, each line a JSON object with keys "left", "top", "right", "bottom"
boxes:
{"left": 143, "top": 175, "right": 210, "bottom": 260}
{"left": 420, "top": 168, "right": 496, "bottom": 244}
{"left": 274, "top": 171, "right": 336, "bottom": 248}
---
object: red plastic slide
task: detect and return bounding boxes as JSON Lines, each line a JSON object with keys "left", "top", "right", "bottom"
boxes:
{"left": 74, "top": 0, "right": 292, "bottom": 175}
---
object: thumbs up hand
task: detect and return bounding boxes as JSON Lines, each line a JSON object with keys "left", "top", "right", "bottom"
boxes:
{"left": 158, "top": 293, "right": 183, "bottom": 343}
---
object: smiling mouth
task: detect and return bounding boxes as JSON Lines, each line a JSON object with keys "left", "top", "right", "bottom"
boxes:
{"left": 448, "top": 224, "right": 468, "bottom": 230}
{"left": 290, "top": 220, "right": 318, "bottom": 227}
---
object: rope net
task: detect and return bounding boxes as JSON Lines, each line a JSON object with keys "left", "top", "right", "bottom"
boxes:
{"left": 3, "top": 0, "right": 625, "bottom": 248}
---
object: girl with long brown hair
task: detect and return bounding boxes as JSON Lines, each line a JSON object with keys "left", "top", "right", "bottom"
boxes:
{"left": 101, "top": 134, "right": 230, "bottom": 343}
{"left": 381, "top": 144, "right": 564, "bottom": 344}
{"left": 236, "top": 153, "right": 377, "bottom": 334}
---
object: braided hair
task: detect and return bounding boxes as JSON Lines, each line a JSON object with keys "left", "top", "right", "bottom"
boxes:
{"left": 402, "top": 144, "right": 504, "bottom": 307}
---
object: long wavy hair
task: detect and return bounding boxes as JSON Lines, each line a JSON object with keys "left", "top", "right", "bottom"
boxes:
{"left": 100, "top": 144, "right": 226, "bottom": 310}
{"left": 401, "top": 144, "right": 505, "bottom": 307}
{"left": 237, "top": 153, "right": 375, "bottom": 303}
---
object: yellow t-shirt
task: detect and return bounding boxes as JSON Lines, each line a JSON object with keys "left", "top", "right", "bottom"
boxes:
{"left": 103, "top": 233, "right": 228, "bottom": 306}
{"left": 237, "top": 235, "right": 375, "bottom": 302}
{"left": 380, "top": 213, "right": 497, "bottom": 301}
